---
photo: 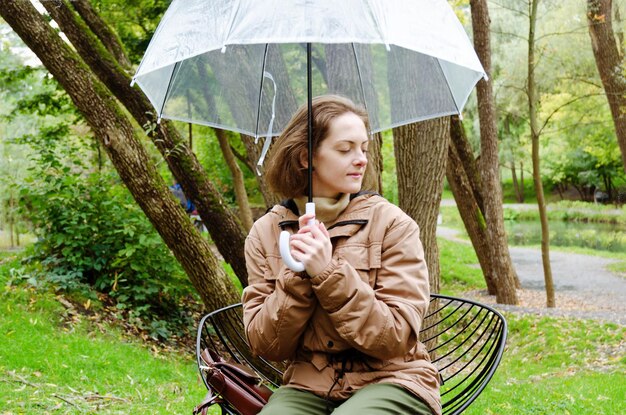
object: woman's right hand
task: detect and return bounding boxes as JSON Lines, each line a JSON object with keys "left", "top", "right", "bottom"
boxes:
{"left": 289, "top": 213, "right": 332, "bottom": 277}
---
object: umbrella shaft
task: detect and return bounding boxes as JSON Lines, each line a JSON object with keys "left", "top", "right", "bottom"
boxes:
{"left": 307, "top": 43, "right": 313, "bottom": 203}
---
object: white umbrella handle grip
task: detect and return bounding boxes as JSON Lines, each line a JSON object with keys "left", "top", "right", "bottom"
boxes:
{"left": 279, "top": 203, "right": 315, "bottom": 272}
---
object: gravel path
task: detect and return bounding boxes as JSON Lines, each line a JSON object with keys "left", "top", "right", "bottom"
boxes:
{"left": 437, "top": 225, "right": 626, "bottom": 325}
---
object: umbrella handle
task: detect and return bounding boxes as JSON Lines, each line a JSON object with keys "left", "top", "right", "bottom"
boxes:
{"left": 279, "top": 203, "right": 315, "bottom": 272}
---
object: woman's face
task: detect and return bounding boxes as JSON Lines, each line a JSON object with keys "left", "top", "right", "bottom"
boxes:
{"left": 310, "top": 112, "right": 369, "bottom": 198}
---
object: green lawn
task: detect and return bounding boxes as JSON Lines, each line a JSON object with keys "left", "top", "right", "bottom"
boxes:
{"left": 435, "top": 219, "right": 626, "bottom": 414}
{"left": 464, "top": 315, "right": 625, "bottom": 415}
{"left": 2, "top": 237, "right": 625, "bottom": 414}
{"left": 0, "top": 252, "right": 207, "bottom": 415}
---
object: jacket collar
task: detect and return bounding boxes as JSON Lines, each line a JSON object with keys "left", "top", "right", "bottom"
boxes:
{"left": 274, "top": 193, "right": 380, "bottom": 238}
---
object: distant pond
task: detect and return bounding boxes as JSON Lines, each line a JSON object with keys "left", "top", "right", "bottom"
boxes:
{"left": 504, "top": 220, "right": 626, "bottom": 253}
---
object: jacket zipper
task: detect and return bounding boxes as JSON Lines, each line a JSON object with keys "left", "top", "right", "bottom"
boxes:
{"left": 278, "top": 219, "right": 368, "bottom": 231}
{"left": 327, "top": 219, "right": 368, "bottom": 231}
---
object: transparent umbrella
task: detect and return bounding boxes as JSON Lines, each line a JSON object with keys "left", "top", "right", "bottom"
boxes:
{"left": 132, "top": 0, "right": 486, "bottom": 270}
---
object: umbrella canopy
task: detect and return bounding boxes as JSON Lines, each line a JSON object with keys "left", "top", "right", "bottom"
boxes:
{"left": 132, "top": 0, "right": 486, "bottom": 139}
{"left": 133, "top": 0, "right": 486, "bottom": 271}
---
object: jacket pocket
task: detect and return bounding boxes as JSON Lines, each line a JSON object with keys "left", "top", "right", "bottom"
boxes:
{"left": 263, "top": 255, "right": 283, "bottom": 281}
{"left": 335, "top": 243, "right": 382, "bottom": 285}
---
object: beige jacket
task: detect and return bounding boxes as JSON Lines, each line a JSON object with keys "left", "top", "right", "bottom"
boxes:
{"left": 242, "top": 194, "right": 441, "bottom": 415}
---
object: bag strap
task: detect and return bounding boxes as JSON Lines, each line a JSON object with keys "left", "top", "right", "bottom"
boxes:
{"left": 200, "top": 348, "right": 223, "bottom": 365}
{"left": 192, "top": 390, "right": 223, "bottom": 415}
{"left": 200, "top": 348, "right": 262, "bottom": 385}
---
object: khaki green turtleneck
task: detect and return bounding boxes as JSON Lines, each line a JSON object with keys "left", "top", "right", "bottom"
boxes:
{"left": 293, "top": 193, "right": 350, "bottom": 224}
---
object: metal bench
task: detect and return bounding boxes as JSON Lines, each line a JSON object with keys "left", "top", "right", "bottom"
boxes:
{"left": 196, "top": 293, "right": 507, "bottom": 415}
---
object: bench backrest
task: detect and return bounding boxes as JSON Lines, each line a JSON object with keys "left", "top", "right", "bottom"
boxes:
{"left": 196, "top": 293, "right": 507, "bottom": 415}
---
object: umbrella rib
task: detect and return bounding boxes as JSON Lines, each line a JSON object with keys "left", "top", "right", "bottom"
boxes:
{"left": 435, "top": 58, "right": 461, "bottom": 116}
{"left": 254, "top": 44, "right": 270, "bottom": 139}
{"left": 350, "top": 43, "right": 370, "bottom": 131}
{"left": 158, "top": 60, "right": 181, "bottom": 119}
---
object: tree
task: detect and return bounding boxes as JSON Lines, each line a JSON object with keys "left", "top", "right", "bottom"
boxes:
{"left": 430, "top": 1, "right": 521, "bottom": 304}
{"left": 394, "top": 119, "right": 449, "bottom": 294}
{"left": 488, "top": 0, "right": 605, "bottom": 307}
{"left": 39, "top": 0, "right": 251, "bottom": 286}
{"left": 388, "top": 46, "right": 450, "bottom": 293}
{"left": 0, "top": 0, "right": 240, "bottom": 312}
{"left": 587, "top": 0, "right": 626, "bottom": 172}
{"left": 527, "top": 0, "right": 556, "bottom": 307}
{"left": 446, "top": 118, "right": 498, "bottom": 295}
{"left": 469, "top": 0, "right": 519, "bottom": 304}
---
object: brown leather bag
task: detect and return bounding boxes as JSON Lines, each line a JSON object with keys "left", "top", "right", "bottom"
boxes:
{"left": 193, "top": 348, "right": 273, "bottom": 415}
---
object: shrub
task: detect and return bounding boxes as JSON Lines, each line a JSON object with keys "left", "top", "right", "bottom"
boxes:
{"left": 16, "top": 125, "right": 195, "bottom": 340}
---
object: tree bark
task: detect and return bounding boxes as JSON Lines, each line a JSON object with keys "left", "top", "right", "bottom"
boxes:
{"left": 450, "top": 122, "right": 484, "bottom": 212}
{"left": 388, "top": 42, "right": 452, "bottom": 293}
{"left": 216, "top": 129, "right": 254, "bottom": 230}
{"left": 447, "top": 119, "right": 497, "bottom": 294}
{"left": 0, "top": 0, "right": 241, "bottom": 311}
{"left": 470, "top": 0, "right": 518, "bottom": 304}
{"left": 517, "top": 161, "right": 526, "bottom": 203}
{"left": 70, "top": 0, "right": 131, "bottom": 69}
{"left": 8, "top": 193, "right": 15, "bottom": 248}
{"left": 511, "top": 161, "right": 521, "bottom": 202}
{"left": 241, "top": 134, "right": 281, "bottom": 209}
{"left": 587, "top": 0, "right": 626, "bottom": 173}
{"left": 528, "top": 0, "right": 555, "bottom": 307}
{"left": 368, "top": 133, "right": 383, "bottom": 194}
{"left": 190, "top": 57, "right": 254, "bottom": 230}
{"left": 42, "top": 0, "right": 250, "bottom": 286}
{"left": 394, "top": 119, "right": 449, "bottom": 294}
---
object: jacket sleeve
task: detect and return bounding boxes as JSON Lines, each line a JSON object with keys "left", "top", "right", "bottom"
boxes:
{"left": 310, "top": 212, "right": 429, "bottom": 360}
{"left": 241, "top": 220, "right": 317, "bottom": 361}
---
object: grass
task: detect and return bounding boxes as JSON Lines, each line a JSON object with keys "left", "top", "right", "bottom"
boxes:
{"left": 438, "top": 237, "right": 485, "bottom": 294}
{"left": 501, "top": 176, "right": 539, "bottom": 204}
{"left": 607, "top": 261, "right": 626, "bottom": 279}
{"left": 438, "top": 203, "right": 626, "bottom": 278}
{"left": 465, "top": 315, "right": 625, "bottom": 415}
{"left": 437, "top": 232, "right": 626, "bottom": 414}
{"left": 2, "top": 218, "right": 625, "bottom": 414}
{"left": 0, "top": 252, "right": 208, "bottom": 415}
{"left": 504, "top": 201, "right": 626, "bottom": 225}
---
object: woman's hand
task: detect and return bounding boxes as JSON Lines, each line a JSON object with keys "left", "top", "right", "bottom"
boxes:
{"left": 289, "top": 213, "right": 332, "bottom": 277}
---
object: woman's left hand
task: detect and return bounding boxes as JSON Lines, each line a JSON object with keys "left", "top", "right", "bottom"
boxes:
{"left": 289, "top": 213, "right": 332, "bottom": 277}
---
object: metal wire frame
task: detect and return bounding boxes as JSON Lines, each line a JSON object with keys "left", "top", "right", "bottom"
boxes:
{"left": 196, "top": 294, "right": 507, "bottom": 415}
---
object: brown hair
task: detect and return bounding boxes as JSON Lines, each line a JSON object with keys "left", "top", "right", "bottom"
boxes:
{"left": 265, "top": 95, "right": 374, "bottom": 199}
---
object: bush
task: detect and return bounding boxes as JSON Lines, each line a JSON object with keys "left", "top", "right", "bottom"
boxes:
{"left": 16, "top": 125, "right": 195, "bottom": 340}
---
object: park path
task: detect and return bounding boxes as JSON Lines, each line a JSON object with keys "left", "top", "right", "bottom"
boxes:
{"left": 436, "top": 223, "right": 626, "bottom": 325}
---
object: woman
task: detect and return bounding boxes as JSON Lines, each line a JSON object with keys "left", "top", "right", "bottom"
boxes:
{"left": 242, "top": 95, "right": 440, "bottom": 415}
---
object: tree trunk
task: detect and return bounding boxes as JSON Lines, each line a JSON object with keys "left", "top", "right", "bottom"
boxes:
{"left": 470, "top": 0, "right": 518, "bottom": 304}
{"left": 450, "top": 122, "right": 485, "bottom": 212}
{"left": 528, "top": 0, "right": 555, "bottom": 308}
{"left": 394, "top": 119, "right": 449, "bottom": 294}
{"left": 241, "top": 134, "right": 281, "bottom": 209}
{"left": 216, "top": 129, "right": 254, "bottom": 230}
{"left": 616, "top": 4, "right": 625, "bottom": 56}
{"left": 447, "top": 120, "right": 497, "bottom": 294}
{"left": 517, "top": 161, "right": 526, "bottom": 203}
{"left": 191, "top": 59, "right": 254, "bottom": 230}
{"left": 42, "top": 0, "right": 250, "bottom": 286}
{"left": 504, "top": 117, "right": 524, "bottom": 203}
{"left": 369, "top": 133, "right": 383, "bottom": 194}
{"left": 511, "top": 161, "right": 521, "bottom": 202}
{"left": 8, "top": 193, "right": 15, "bottom": 248}
{"left": 587, "top": 0, "right": 626, "bottom": 173}
{"left": 70, "top": 0, "right": 131, "bottom": 68}
{"left": 1, "top": 0, "right": 241, "bottom": 311}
